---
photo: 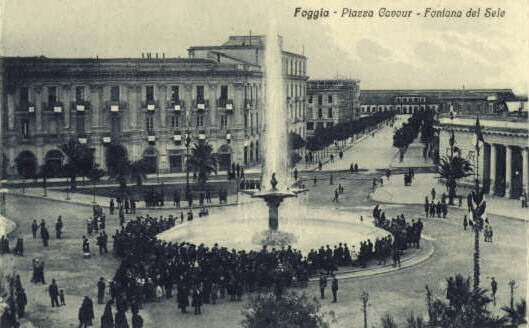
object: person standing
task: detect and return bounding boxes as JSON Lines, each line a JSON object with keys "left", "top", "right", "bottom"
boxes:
{"left": 49, "top": 279, "right": 60, "bottom": 307}
{"left": 332, "top": 189, "right": 339, "bottom": 203}
{"left": 101, "top": 300, "right": 114, "bottom": 328}
{"left": 132, "top": 311, "right": 144, "bottom": 328}
{"left": 319, "top": 273, "right": 327, "bottom": 299}
{"left": 463, "top": 215, "right": 468, "bottom": 231}
{"left": 16, "top": 288, "right": 27, "bottom": 318}
{"left": 491, "top": 277, "right": 498, "bottom": 306}
{"left": 115, "top": 310, "right": 128, "bottom": 328}
{"left": 97, "top": 277, "right": 106, "bottom": 304}
{"left": 41, "top": 222, "right": 50, "bottom": 247}
{"left": 55, "top": 216, "right": 63, "bottom": 239}
{"left": 78, "top": 296, "right": 94, "bottom": 328}
{"left": 331, "top": 275, "right": 338, "bottom": 303}
{"left": 31, "top": 219, "right": 38, "bottom": 239}
{"left": 109, "top": 199, "right": 115, "bottom": 215}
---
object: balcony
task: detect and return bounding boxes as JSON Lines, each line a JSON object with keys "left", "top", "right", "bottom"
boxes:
{"left": 141, "top": 100, "right": 159, "bottom": 112}
{"left": 217, "top": 98, "right": 234, "bottom": 110}
{"left": 198, "top": 130, "right": 206, "bottom": 140}
{"left": 168, "top": 99, "right": 185, "bottom": 112}
{"left": 147, "top": 132, "right": 156, "bottom": 143}
{"left": 74, "top": 101, "right": 90, "bottom": 112}
{"left": 78, "top": 135, "right": 88, "bottom": 144}
{"left": 44, "top": 101, "right": 64, "bottom": 113}
{"left": 193, "top": 99, "right": 209, "bottom": 111}
{"left": 16, "top": 102, "right": 35, "bottom": 114}
{"left": 244, "top": 99, "right": 253, "bottom": 110}
{"left": 102, "top": 136, "right": 112, "bottom": 144}
{"left": 173, "top": 133, "right": 182, "bottom": 143}
{"left": 107, "top": 101, "right": 127, "bottom": 113}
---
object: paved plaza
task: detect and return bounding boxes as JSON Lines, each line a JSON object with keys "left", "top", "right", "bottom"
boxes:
{"left": 1, "top": 122, "right": 527, "bottom": 328}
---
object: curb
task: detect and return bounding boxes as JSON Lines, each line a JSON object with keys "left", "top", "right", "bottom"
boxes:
{"left": 308, "top": 239, "right": 435, "bottom": 282}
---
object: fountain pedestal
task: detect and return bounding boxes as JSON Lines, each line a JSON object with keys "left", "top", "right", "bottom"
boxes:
{"left": 252, "top": 190, "right": 298, "bottom": 231}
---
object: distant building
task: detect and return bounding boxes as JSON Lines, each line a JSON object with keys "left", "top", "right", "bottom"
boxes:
{"left": 359, "top": 89, "right": 518, "bottom": 116}
{"left": 1, "top": 35, "right": 308, "bottom": 177}
{"left": 305, "top": 79, "right": 360, "bottom": 136}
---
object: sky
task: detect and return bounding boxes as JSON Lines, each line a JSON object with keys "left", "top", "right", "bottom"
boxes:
{"left": 1, "top": 0, "right": 527, "bottom": 93}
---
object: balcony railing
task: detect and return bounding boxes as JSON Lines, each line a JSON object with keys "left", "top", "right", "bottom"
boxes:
{"left": 74, "top": 101, "right": 90, "bottom": 112}
{"left": 106, "top": 101, "right": 127, "bottom": 113}
{"left": 141, "top": 100, "right": 159, "bottom": 111}
{"left": 193, "top": 99, "right": 209, "bottom": 111}
{"left": 216, "top": 98, "right": 234, "bottom": 110}
{"left": 244, "top": 99, "right": 252, "bottom": 110}
{"left": 16, "top": 102, "right": 35, "bottom": 113}
{"left": 167, "top": 99, "right": 185, "bottom": 111}
{"left": 44, "top": 101, "right": 64, "bottom": 113}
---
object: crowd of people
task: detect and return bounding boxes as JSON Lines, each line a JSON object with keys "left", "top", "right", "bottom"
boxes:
{"left": 0, "top": 274, "right": 28, "bottom": 327}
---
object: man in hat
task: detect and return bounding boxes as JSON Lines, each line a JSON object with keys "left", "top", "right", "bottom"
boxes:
{"left": 319, "top": 273, "right": 327, "bottom": 299}
{"left": 97, "top": 277, "right": 106, "bottom": 304}
{"left": 331, "top": 274, "right": 339, "bottom": 303}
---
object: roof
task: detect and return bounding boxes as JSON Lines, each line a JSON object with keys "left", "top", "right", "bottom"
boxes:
{"left": 360, "top": 89, "right": 518, "bottom": 104}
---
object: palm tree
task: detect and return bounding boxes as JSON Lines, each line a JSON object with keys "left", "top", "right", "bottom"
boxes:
{"left": 187, "top": 141, "right": 218, "bottom": 193}
{"left": 502, "top": 299, "right": 527, "bottom": 327}
{"left": 58, "top": 139, "right": 94, "bottom": 190}
{"left": 129, "top": 159, "right": 148, "bottom": 186}
{"left": 437, "top": 155, "right": 473, "bottom": 205}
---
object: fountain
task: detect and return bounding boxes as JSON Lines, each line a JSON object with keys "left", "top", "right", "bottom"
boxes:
{"left": 158, "top": 26, "right": 389, "bottom": 253}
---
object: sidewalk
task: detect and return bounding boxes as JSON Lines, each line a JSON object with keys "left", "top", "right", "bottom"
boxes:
{"left": 371, "top": 173, "right": 529, "bottom": 221}
{"left": 390, "top": 139, "right": 435, "bottom": 169}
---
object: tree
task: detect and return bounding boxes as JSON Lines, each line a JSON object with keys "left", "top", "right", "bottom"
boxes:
{"left": 426, "top": 274, "right": 506, "bottom": 328}
{"left": 437, "top": 156, "right": 473, "bottom": 205}
{"left": 87, "top": 165, "right": 105, "bottom": 204}
{"left": 58, "top": 139, "right": 94, "bottom": 190}
{"left": 288, "top": 132, "right": 305, "bottom": 150}
{"left": 105, "top": 144, "right": 129, "bottom": 189}
{"left": 242, "top": 292, "right": 332, "bottom": 328}
{"left": 187, "top": 141, "right": 218, "bottom": 192}
{"left": 15, "top": 151, "right": 37, "bottom": 193}
{"left": 502, "top": 299, "right": 526, "bottom": 327}
{"left": 129, "top": 159, "right": 149, "bottom": 186}
{"left": 38, "top": 162, "right": 54, "bottom": 196}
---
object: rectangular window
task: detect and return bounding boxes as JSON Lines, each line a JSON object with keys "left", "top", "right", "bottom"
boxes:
{"left": 21, "top": 119, "right": 30, "bottom": 138}
{"left": 48, "top": 86, "right": 57, "bottom": 105}
{"left": 244, "top": 113, "right": 248, "bottom": 130}
{"left": 220, "top": 115, "right": 228, "bottom": 129}
{"left": 146, "top": 116, "right": 154, "bottom": 132}
{"left": 110, "top": 86, "right": 120, "bottom": 102}
{"left": 146, "top": 85, "right": 154, "bottom": 102}
{"left": 196, "top": 85, "right": 204, "bottom": 102}
{"left": 48, "top": 118, "right": 58, "bottom": 136}
{"left": 328, "top": 95, "right": 333, "bottom": 103}
{"left": 111, "top": 116, "right": 121, "bottom": 135}
{"left": 196, "top": 115, "right": 204, "bottom": 127}
{"left": 318, "top": 108, "right": 323, "bottom": 118}
{"left": 20, "top": 87, "right": 29, "bottom": 104}
{"left": 318, "top": 95, "right": 323, "bottom": 105}
{"left": 76, "top": 115, "right": 85, "bottom": 134}
{"left": 316, "top": 122, "right": 324, "bottom": 129}
{"left": 220, "top": 85, "right": 228, "bottom": 99}
{"left": 171, "top": 86, "right": 179, "bottom": 103}
{"left": 171, "top": 116, "right": 179, "bottom": 129}
{"left": 308, "top": 96, "right": 313, "bottom": 104}
{"left": 75, "top": 86, "right": 85, "bottom": 102}
{"left": 326, "top": 122, "right": 334, "bottom": 128}
{"left": 307, "top": 122, "right": 314, "bottom": 130}
{"left": 328, "top": 108, "right": 333, "bottom": 118}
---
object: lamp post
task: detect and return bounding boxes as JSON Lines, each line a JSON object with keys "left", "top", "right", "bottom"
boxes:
{"left": 361, "top": 291, "right": 369, "bottom": 328}
{"left": 66, "top": 176, "right": 70, "bottom": 200}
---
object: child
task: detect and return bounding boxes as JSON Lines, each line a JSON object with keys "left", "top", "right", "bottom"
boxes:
{"left": 59, "top": 289, "right": 66, "bottom": 306}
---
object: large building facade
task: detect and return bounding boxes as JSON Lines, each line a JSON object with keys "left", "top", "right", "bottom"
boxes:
{"left": 359, "top": 89, "right": 518, "bottom": 116}
{"left": 436, "top": 105, "right": 528, "bottom": 199}
{"left": 305, "top": 79, "right": 360, "bottom": 136}
{"left": 1, "top": 35, "right": 308, "bottom": 176}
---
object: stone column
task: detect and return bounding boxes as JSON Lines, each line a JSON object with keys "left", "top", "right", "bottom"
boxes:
{"left": 6, "top": 88, "right": 15, "bottom": 130}
{"left": 62, "top": 85, "right": 71, "bottom": 129}
{"left": 522, "top": 148, "right": 528, "bottom": 193}
{"left": 158, "top": 84, "right": 167, "bottom": 128}
{"left": 505, "top": 145, "right": 512, "bottom": 198}
{"left": 489, "top": 144, "right": 497, "bottom": 194}
{"left": 128, "top": 85, "right": 140, "bottom": 129}
{"left": 34, "top": 86, "right": 43, "bottom": 134}
{"left": 183, "top": 84, "right": 193, "bottom": 131}
{"left": 208, "top": 83, "right": 217, "bottom": 127}
{"left": 233, "top": 83, "right": 245, "bottom": 128}
{"left": 90, "top": 85, "right": 102, "bottom": 130}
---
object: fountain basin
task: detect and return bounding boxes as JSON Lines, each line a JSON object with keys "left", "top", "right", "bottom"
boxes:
{"left": 158, "top": 199, "right": 390, "bottom": 254}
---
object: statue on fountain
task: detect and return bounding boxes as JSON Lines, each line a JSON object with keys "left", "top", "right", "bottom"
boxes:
{"left": 270, "top": 173, "right": 278, "bottom": 191}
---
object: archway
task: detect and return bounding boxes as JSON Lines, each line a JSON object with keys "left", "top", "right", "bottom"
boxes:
{"left": 142, "top": 147, "right": 159, "bottom": 174}
{"left": 217, "top": 144, "right": 232, "bottom": 171}
{"left": 45, "top": 149, "right": 64, "bottom": 177}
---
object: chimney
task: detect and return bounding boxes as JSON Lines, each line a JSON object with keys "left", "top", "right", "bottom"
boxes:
{"left": 163, "top": 53, "right": 165, "bottom": 59}
{"left": 156, "top": 53, "right": 158, "bottom": 59}
{"left": 142, "top": 53, "right": 144, "bottom": 59}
